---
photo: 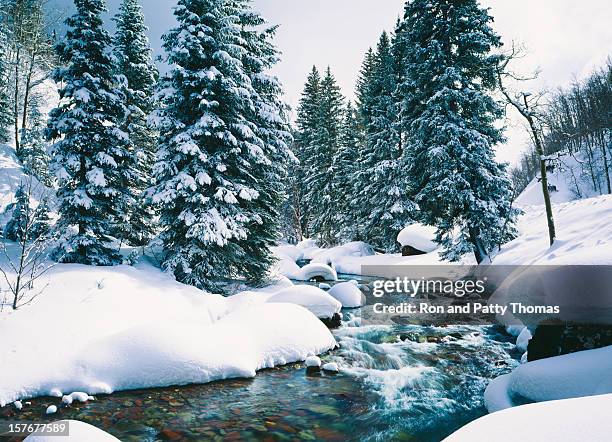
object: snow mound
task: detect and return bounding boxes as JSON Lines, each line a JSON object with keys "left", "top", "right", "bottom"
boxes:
{"left": 484, "top": 345, "right": 612, "bottom": 412}
{"left": 305, "top": 355, "right": 321, "bottom": 367}
{"left": 445, "top": 393, "right": 612, "bottom": 442}
{"left": 397, "top": 223, "right": 438, "bottom": 252}
{"left": 267, "top": 285, "right": 342, "bottom": 319}
{"left": 271, "top": 244, "right": 304, "bottom": 262}
{"left": 25, "top": 420, "right": 120, "bottom": 441}
{"left": 0, "top": 261, "right": 337, "bottom": 406}
{"left": 298, "top": 262, "right": 338, "bottom": 281}
{"left": 328, "top": 282, "right": 365, "bottom": 308}
{"left": 311, "top": 241, "right": 375, "bottom": 267}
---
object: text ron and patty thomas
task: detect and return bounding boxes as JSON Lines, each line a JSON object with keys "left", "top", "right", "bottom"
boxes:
{"left": 369, "top": 277, "right": 561, "bottom": 316}
{"left": 372, "top": 301, "right": 561, "bottom": 316}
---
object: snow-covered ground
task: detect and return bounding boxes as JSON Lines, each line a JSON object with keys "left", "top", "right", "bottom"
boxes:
{"left": 0, "top": 257, "right": 338, "bottom": 406}
{"left": 445, "top": 393, "right": 612, "bottom": 442}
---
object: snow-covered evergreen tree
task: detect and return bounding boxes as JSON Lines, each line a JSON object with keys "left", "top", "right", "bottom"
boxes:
{"left": 151, "top": 0, "right": 291, "bottom": 292}
{"left": 20, "top": 96, "right": 51, "bottom": 185}
{"left": 305, "top": 67, "right": 344, "bottom": 245}
{"left": 46, "top": 0, "right": 131, "bottom": 265}
{"left": 398, "top": 0, "right": 518, "bottom": 262}
{"left": 293, "top": 66, "right": 321, "bottom": 238}
{"left": 332, "top": 101, "right": 362, "bottom": 242}
{"left": 358, "top": 32, "right": 414, "bottom": 251}
{"left": 113, "top": 0, "right": 159, "bottom": 246}
{"left": 3, "top": 181, "right": 50, "bottom": 242}
{"left": 231, "top": 0, "right": 293, "bottom": 283}
{"left": 4, "top": 183, "right": 29, "bottom": 242}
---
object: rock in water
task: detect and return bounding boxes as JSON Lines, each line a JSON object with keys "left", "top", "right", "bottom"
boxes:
{"left": 322, "top": 362, "right": 339, "bottom": 373}
{"left": 45, "top": 405, "right": 57, "bottom": 415}
{"left": 305, "top": 356, "right": 321, "bottom": 374}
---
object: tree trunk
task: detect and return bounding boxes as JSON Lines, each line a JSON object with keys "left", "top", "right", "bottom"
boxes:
{"left": 524, "top": 96, "right": 555, "bottom": 246}
{"left": 13, "top": 46, "right": 21, "bottom": 156}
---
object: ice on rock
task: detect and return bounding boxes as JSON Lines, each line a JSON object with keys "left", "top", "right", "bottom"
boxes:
{"left": 13, "top": 401, "right": 22, "bottom": 410}
{"left": 318, "top": 283, "right": 331, "bottom": 290}
{"left": 45, "top": 405, "right": 57, "bottom": 415}
{"left": 328, "top": 282, "right": 365, "bottom": 308}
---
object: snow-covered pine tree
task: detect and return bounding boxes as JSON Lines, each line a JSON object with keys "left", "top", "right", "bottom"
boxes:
{"left": 358, "top": 31, "right": 414, "bottom": 251}
{"left": 231, "top": 0, "right": 292, "bottom": 283}
{"left": 398, "top": 0, "right": 519, "bottom": 263}
{"left": 113, "top": 0, "right": 159, "bottom": 247}
{"left": 0, "top": 23, "right": 11, "bottom": 143}
{"left": 4, "top": 183, "right": 29, "bottom": 242}
{"left": 305, "top": 67, "right": 344, "bottom": 246}
{"left": 46, "top": 0, "right": 132, "bottom": 265}
{"left": 20, "top": 96, "right": 51, "bottom": 185}
{"left": 332, "top": 101, "right": 362, "bottom": 242}
{"left": 293, "top": 66, "right": 321, "bottom": 238}
{"left": 151, "top": 0, "right": 290, "bottom": 292}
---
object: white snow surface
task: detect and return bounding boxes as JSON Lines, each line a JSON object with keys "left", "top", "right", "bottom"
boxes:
{"left": 25, "top": 420, "right": 120, "bottom": 442}
{"left": 445, "top": 393, "right": 612, "bottom": 442}
{"left": 485, "top": 345, "right": 612, "bottom": 413}
{"left": 515, "top": 153, "right": 603, "bottom": 208}
{"left": 310, "top": 241, "right": 375, "bottom": 266}
{"left": 328, "top": 282, "right": 365, "bottom": 308}
{"left": 396, "top": 223, "right": 438, "bottom": 252}
{"left": 267, "top": 285, "right": 342, "bottom": 319}
{"left": 0, "top": 260, "right": 337, "bottom": 406}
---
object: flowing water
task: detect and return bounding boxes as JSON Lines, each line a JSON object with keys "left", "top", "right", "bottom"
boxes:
{"left": 0, "top": 276, "right": 520, "bottom": 441}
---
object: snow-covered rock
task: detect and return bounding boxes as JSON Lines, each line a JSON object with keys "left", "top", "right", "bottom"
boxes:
{"left": 305, "top": 355, "right": 321, "bottom": 367}
{"left": 485, "top": 345, "right": 612, "bottom": 412}
{"left": 445, "top": 393, "right": 612, "bottom": 442}
{"left": 25, "top": 420, "right": 120, "bottom": 441}
{"left": 45, "top": 405, "right": 57, "bottom": 415}
{"left": 267, "top": 286, "right": 342, "bottom": 319}
{"left": 322, "top": 362, "right": 339, "bottom": 372}
{"left": 61, "top": 392, "right": 90, "bottom": 405}
{"left": 297, "top": 262, "right": 338, "bottom": 282}
{"left": 397, "top": 223, "right": 438, "bottom": 252}
{"left": 271, "top": 244, "right": 303, "bottom": 262}
{"left": 318, "top": 283, "right": 331, "bottom": 290}
{"left": 13, "top": 400, "right": 22, "bottom": 410}
{"left": 516, "top": 328, "right": 532, "bottom": 353}
{"left": 328, "top": 282, "right": 365, "bottom": 308}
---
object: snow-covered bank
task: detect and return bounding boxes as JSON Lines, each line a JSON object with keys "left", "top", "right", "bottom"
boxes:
{"left": 445, "top": 393, "right": 612, "bottom": 442}
{"left": 0, "top": 260, "right": 337, "bottom": 406}
{"left": 485, "top": 345, "right": 612, "bottom": 412}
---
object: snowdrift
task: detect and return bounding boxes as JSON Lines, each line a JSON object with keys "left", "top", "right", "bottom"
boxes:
{"left": 396, "top": 223, "right": 438, "bottom": 252}
{"left": 484, "top": 345, "right": 612, "bottom": 413}
{"left": 0, "top": 261, "right": 337, "bottom": 406}
{"left": 445, "top": 393, "right": 612, "bottom": 442}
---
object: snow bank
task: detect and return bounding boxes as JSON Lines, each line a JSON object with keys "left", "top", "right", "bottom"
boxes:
{"left": 25, "top": 420, "right": 119, "bottom": 441}
{"left": 267, "top": 285, "right": 342, "bottom": 319}
{"left": 494, "top": 194, "right": 612, "bottom": 266}
{"left": 0, "top": 261, "right": 337, "bottom": 406}
{"left": 445, "top": 393, "right": 612, "bottom": 442}
{"left": 484, "top": 345, "right": 612, "bottom": 413}
{"left": 328, "top": 282, "right": 365, "bottom": 308}
{"left": 298, "top": 262, "right": 338, "bottom": 281}
{"left": 396, "top": 223, "right": 438, "bottom": 252}
{"left": 311, "top": 241, "right": 375, "bottom": 266}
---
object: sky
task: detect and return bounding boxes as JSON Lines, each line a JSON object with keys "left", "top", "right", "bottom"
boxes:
{"left": 49, "top": 0, "right": 611, "bottom": 166}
